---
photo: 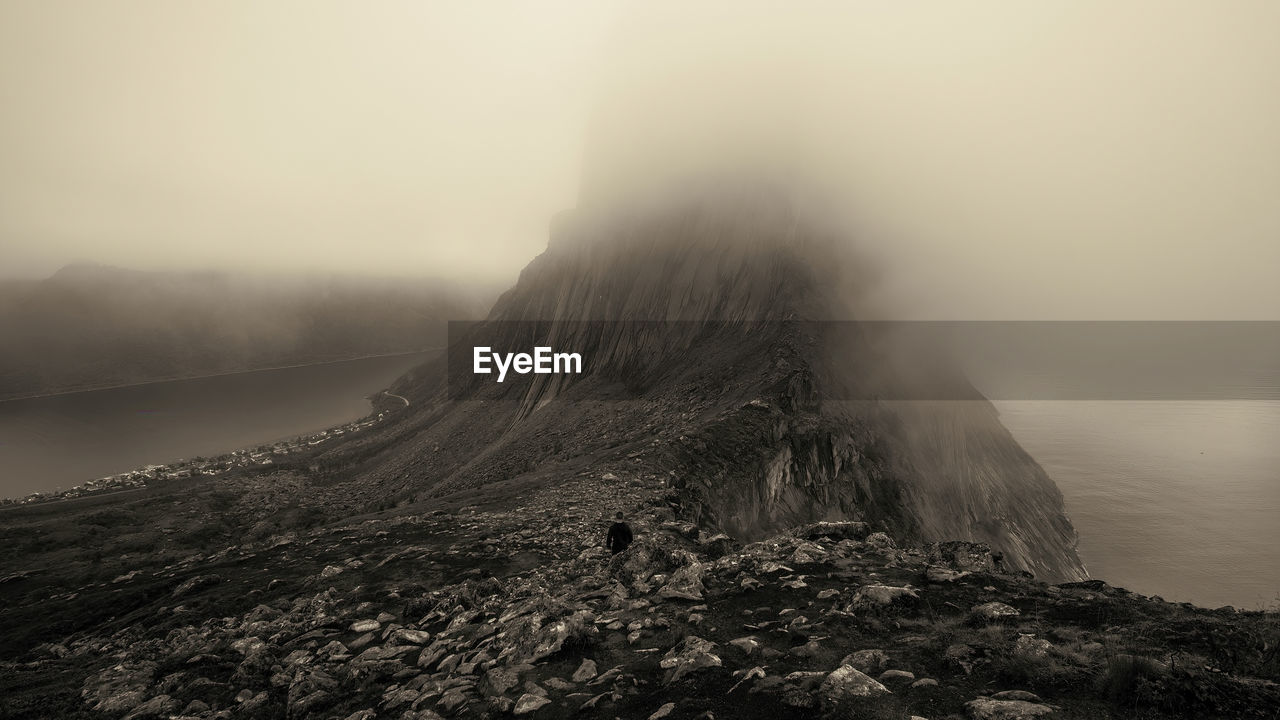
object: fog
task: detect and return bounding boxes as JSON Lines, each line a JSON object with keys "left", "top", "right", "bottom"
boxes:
{"left": 2, "top": 1, "right": 1277, "bottom": 319}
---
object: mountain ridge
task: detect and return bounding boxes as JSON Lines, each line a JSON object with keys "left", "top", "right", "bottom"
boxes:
{"left": 334, "top": 187, "right": 1090, "bottom": 581}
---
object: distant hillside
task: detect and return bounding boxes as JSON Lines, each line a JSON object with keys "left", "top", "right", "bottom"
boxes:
{"left": 0, "top": 265, "right": 491, "bottom": 400}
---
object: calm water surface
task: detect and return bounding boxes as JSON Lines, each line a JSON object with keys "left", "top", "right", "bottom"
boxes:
{"left": 995, "top": 400, "right": 1280, "bottom": 609}
{"left": 0, "top": 352, "right": 434, "bottom": 499}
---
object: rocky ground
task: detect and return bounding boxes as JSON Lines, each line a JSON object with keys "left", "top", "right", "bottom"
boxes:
{"left": 4, "top": 463, "right": 1278, "bottom": 719}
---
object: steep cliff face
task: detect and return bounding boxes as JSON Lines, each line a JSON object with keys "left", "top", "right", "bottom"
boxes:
{"left": 379, "top": 185, "right": 1086, "bottom": 581}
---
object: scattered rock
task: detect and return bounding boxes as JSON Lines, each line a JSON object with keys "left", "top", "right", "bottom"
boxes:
{"left": 878, "top": 669, "right": 915, "bottom": 683}
{"left": 571, "top": 659, "right": 598, "bottom": 683}
{"left": 966, "top": 696, "right": 1056, "bottom": 719}
{"left": 658, "top": 563, "right": 706, "bottom": 601}
{"left": 391, "top": 628, "right": 432, "bottom": 645}
{"left": 513, "top": 693, "right": 551, "bottom": 715}
{"left": 970, "top": 601, "right": 1021, "bottom": 623}
{"left": 1013, "top": 634, "right": 1052, "bottom": 660}
{"left": 853, "top": 584, "right": 918, "bottom": 606}
{"left": 992, "top": 690, "right": 1044, "bottom": 702}
{"left": 660, "top": 636, "right": 721, "bottom": 684}
{"left": 819, "top": 665, "right": 891, "bottom": 703}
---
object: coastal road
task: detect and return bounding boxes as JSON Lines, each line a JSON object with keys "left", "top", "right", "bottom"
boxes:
{"left": 384, "top": 391, "right": 410, "bottom": 407}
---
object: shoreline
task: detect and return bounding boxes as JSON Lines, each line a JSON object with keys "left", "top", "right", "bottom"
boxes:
{"left": 0, "top": 348, "right": 443, "bottom": 404}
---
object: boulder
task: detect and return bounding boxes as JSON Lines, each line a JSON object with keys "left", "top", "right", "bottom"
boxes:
{"left": 992, "top": 690, "right": 1044, "bottom": 702}
{"left": 853, "top": 584, "right": 918, "bottom": 606}
{"left": 230, "top": 637, "right": 265, "bottom": 655}
{"left": 818, "top": 665, "right": 890, "bottom": 703}
{"left": 928, "top": 541, "right": 999, "bottom": 573}
{"left": 571, "top": 659, "right": 598, "bottom": 683}
{"left": 1013, "top": 634, "right": 1052, "bottom": 660}
{"left": 790, "top": 542, "right": 827, "bottom": 564}
{"left": 659, "top": 636, "right": 721, "bottom": 684}
{"left": 513, "top": 693, "right": 551, "bottom": 715}
{"left": 878, "top": 669, "right": 915, "bottom": 683}
{"left": 484, "top": 667, "right": 521, "bottom": 695}
{"left": 728, "top": 636, "right": 761, "bottom": 655}
{"left": 864, "top": 532, "right": 896, "bottom": 549}
{"left": 969, "top": 602, "right": 1021, "bottom": 624}
{"left": 698, "top": 533, "right": 735, "bottom": 558}
{"left": 391, "top": 628, "right": 432, "bottom": 645}
{"left": 966, "top": 697, "right": 1056, "bottom": 719}
{"left": 522, "top": 610, "right": 596, "bottom": 663}
{"left": 658, "top": 564, "right": 706, "bottom": 601}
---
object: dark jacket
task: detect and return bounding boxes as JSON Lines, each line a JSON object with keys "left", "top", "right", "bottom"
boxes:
{"left": 606, "top": 521, "right": 633, "bottom": 555}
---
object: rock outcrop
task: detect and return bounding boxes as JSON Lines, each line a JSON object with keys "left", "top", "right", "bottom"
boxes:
{"left": 367, "top": 186, "right": 1086, "bottom": 581}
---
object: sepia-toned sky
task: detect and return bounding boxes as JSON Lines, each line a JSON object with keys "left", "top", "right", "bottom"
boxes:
{"left": 1, "top": 1, "right": 1277, "bottom": 318}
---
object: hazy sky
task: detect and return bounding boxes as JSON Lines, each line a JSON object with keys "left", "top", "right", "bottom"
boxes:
{"left": 2, "top": 1, "right": 1277, "bottom": 318}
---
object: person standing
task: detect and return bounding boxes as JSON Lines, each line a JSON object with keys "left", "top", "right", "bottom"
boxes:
{"left": 606, "top": 511, "right": 633, "bottom": 555}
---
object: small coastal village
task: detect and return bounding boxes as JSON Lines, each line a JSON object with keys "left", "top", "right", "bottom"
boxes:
{"left": 1, "top": 399, "right": 402, "bottom": 508}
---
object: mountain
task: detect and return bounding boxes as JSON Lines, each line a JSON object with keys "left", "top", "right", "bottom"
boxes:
{"left": 4, "top": 187, "right": 1278, "bottom": 720}
{"left": 0, "top": 265, "right": 491, "bottom": 400}
{"left": 334, "top": 182, "right": 1086, "bottom": 582}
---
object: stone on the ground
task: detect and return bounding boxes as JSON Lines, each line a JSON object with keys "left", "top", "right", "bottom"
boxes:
{"left": 819, "top": 665, "right": 890, "bottom": 703}
{"left": 391, "top": 628, "right": 432, "bottom": 645}
{"left": 864, "top": 532, "right": 895, "bottom": 549}
{"left": 854, "top": 584, "right": 918, "bottom": 606}
{"left": 649, "top": 702, "right": 676, "bottom": 719}
{"left": 970, "top": 601, "right": 1021, "bottom": 622}
{"left": 658, "top": 563, "right": 706, "bottom": 601}
{"left": 659, "top": 636, "right": 721, "bottom": 684}
{"left": 571, "top": 658, "right": 598, "bottom": 682}
{"left": 966, "top": 697, "right": 1056, "bottom": 719}
{"left": 484, "top": 667, "right": 520, "bottom": 695}
{"left": 991, "top": 690, "right": 1043, "bottom": 702}
{"left": 1013, "top": 634, "right": 1052, "bottom": 660}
